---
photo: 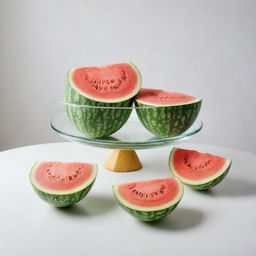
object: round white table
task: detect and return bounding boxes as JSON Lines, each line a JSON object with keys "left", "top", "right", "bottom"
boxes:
{"left": 0, "top": 142, "right": 255, "bottom": 256}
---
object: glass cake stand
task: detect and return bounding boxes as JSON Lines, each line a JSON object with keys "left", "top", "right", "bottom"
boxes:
{"left": 50, "top": 105, "right": 203, "bottom": 172}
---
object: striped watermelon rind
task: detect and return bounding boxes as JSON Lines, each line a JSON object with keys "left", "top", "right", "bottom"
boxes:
{"left": 64, "top": 62, "right": 142, "bottom": 138}
{"left": 29, "top": 163, "right": 98, "bottom": 207}
{"left": 169, "top": 148, "right": 232, "bottom": 190}
{"left": 135, "top": 99, "right": 202, "bottom": 138}
{"left": 112, "top": 179, "right": 184, "bottom": 222}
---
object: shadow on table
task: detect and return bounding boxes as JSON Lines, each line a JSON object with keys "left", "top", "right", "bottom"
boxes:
{"left": 193, "top": 177, "right": 256, "bottom": 197}
{"left": 142, "top": 207, "right": 204, "bottom": 231}
{"left": 56, "top": 195, "right": 116, "bottom": 217}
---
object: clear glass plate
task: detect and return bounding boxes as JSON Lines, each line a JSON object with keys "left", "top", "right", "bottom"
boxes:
{"left": 50, "top": 109, "right": 203, "bottom": 150}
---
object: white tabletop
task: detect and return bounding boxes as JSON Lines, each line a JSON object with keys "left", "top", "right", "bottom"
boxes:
{"left": 0, "top": 142, "right": 255, "bottom": 256}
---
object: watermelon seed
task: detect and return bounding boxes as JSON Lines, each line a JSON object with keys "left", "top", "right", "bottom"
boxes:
{"left": 129, "top": 185, "right": 136, "bottom": 190}
{"left": 161, "top": 184, "right": 167, "bottom": 189}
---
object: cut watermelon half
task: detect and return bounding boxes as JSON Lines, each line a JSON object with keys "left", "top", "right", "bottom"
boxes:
{"left": 29, "top": 162, "right": 97, "bottom": 207}
{"left": 169, "top": 148, "right": 232, "bottom": 190}
{"left": 64, "top": 62, "right": 142, "bottom": 138}
{"left": 113, "top": 178, "right": 183, "bottom": 222}
{"left": 135, "top": 88, "right": 202, "bottom": 138}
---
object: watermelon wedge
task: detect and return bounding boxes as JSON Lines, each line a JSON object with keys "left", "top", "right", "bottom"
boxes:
{"left": 65, "top": 62, "right": 142, "bottom": 138}
{"left": 29, "top": 162, "right": 97, "bottom": 207}
{"left": 112, "top": 178, "right": 183, "bottom": 222}
{"left": 135, "top": 89, "right": 202, "bottom": 138}
{"left": 169, "top": 148, "right": 232, "bottom": 190}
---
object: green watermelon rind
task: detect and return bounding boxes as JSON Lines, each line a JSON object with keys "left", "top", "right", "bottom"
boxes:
{"left": 169, "top": 148, "right": 232, "bottom": 190}
{"left": 64, "top": 63, "right": 142, "bottom": 138}
{"left": 112, "top": 179, "right": 184, "bottom": 222}
{"left": 29, "top": 162, "right": 98, "bottom": 207}
{"left": 135, "top": 99, "right": 202, "bottom": 138}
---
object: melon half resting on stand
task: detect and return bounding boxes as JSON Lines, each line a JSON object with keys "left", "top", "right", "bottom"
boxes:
{"left": 64, "top": 62, "right": 142, "bottom": 138}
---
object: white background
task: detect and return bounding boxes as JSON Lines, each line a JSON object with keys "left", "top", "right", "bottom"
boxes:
{"left": 1, "top": 0, "right": 255, "bottom": 152}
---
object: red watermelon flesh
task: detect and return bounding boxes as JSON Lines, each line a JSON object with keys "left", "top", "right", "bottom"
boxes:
{"left": 70, "top": 62, "right": 141, "bottom": 101}
{"left": 136, "top": 88, "right": 199, "bottom": 106}
{"left": 32, "top": 162, "right": 95, "bottom": 191}
{"left": 117, "top": 178, "right": 181, "bottom": 208}
{"left": 170, "top": 148, "right": 230, "bottom": 182}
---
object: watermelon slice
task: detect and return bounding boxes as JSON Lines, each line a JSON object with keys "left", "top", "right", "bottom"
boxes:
{"left": 112, "top": 178, "right": 183, "bottom": 222}
{"left": 29, "top": 162, "right": 97, "bottom": 207}
{"left": 135, "top": 88, "right": 202, "bottom": 138}
{"left": 169, "top": 148, "right": 232, "bottom": 190}
{"left": 65, "top": 62, "right": 142, "bottom": 138}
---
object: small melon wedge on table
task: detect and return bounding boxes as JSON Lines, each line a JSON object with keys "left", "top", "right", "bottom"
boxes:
{"left": 29, "top": 162, "right": 97, "bottom": 207}
{"left": 135, "top": 88, "right": 202, "bottom": 138}
{"left": 65, "top": 62, "right": 142, "bottom": 138}
{"left": 113, "top": 178, "right": 183, "bottom": 222}
{"left": 169, "top": 148, "right": 232, "bottom": 190}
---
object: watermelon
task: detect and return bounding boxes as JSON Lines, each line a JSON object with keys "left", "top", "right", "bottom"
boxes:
{"left": 135, "top": 88, "right": 202, "bottom": 138}
{"left": 112, "top": 178, "right": 183, "bottom": 222}
{"left": 65, "top": 62, "right": 142, "bottom": 138}
{"left": 29, "top": 162, "right": 97, "bottom": 207}
{"left": 169, "top": 148, "right": 232, "bottom": 190}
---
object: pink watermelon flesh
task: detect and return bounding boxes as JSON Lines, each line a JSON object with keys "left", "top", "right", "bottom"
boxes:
{"left": 34, "top": 162, "right": 94, "bottom": 191}
{"left": 171, "top": 148, "right": 226, "bottom": 181}
{"left": 136, "top": 88, "right": 198, "bottom": 105}
{"left": 117, "top": 178, "right": 180, "bottom": 207}
{"left": 71, "top": 63, "right": 139, "bottom": 100}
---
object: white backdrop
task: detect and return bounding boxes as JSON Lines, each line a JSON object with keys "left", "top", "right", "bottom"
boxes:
{"left": 1, "top": 0, "right": 255, "bottom": 153}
